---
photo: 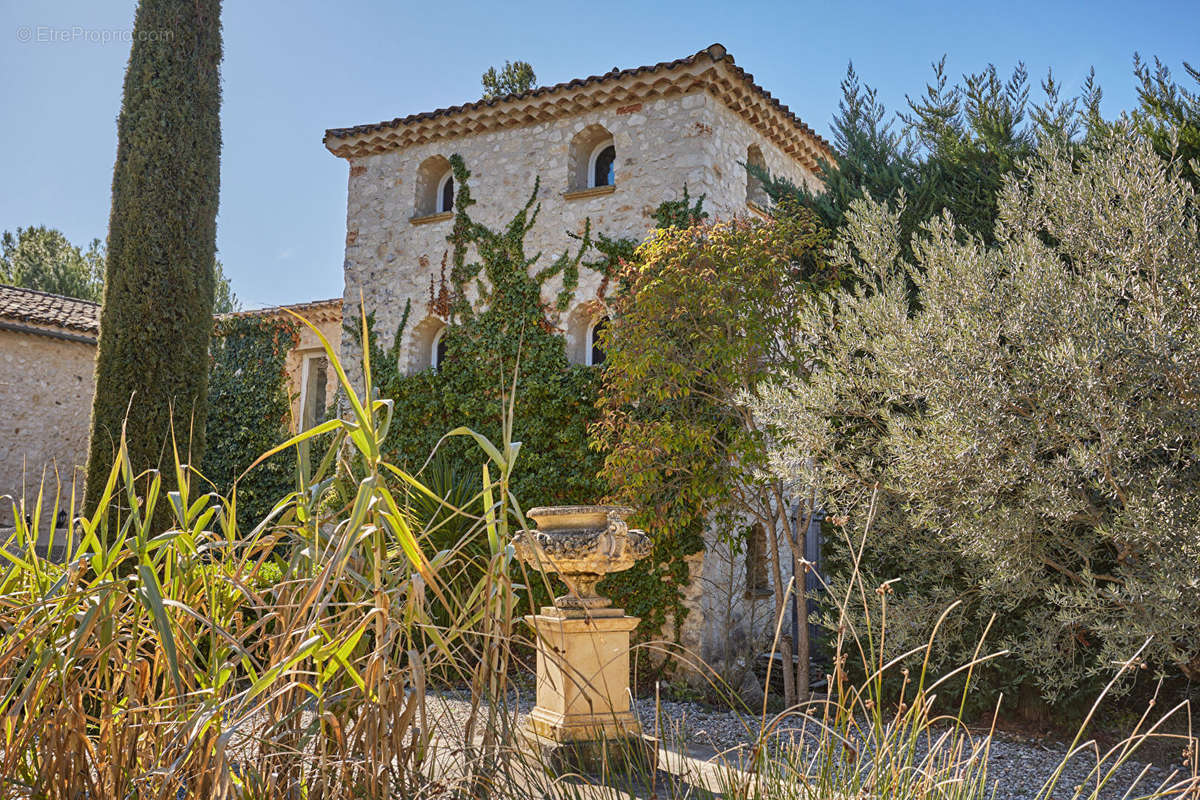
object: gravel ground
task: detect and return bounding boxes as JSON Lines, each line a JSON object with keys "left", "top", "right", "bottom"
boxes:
{"left": 428, "top": 691, "right": 1198, "bottom": 800}
{"left": 634, "top": 697, "right": 1193, "bottom": 800}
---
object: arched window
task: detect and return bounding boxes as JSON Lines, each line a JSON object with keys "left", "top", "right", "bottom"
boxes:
{"left": 414, "top": 155, "right": 453, "bottom": 218}
{"left": 410, "top": 316, "right": 447, "bottom": 372}
{"left": 431, "top": 326, "right": 447, "bottom": 370}
{"left": 568, "top": 125, "right": 615, "bottom": 192}
{"left": 586, "top": 316, "right": 609, "bottom": 366}
{"left": 437, "top": 172, "right": 454, "bottom": 214}
{"left": 746, "top": 144, "right": 769, "bottom": 207}
{"left": 589, "top": 144, "right": 616, "bottom": 189}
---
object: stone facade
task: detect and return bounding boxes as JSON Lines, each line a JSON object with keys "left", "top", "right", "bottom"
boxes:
{"left": 225, "top": 300, "right": 344, "bottom": 433}
{"left": 0, "top": 327, "right": 95, "bottom": 526}
{"left": 0, "top": 288, "right": 342, "bottom": 528}
{"left": 336, "top": 91, "right": 818, "bottom": 375}
{"left": 675, "top": 514, "right": 801, "bottom": 687}
{"left": 326, "top": 44, "right": 829, "bottom": 678}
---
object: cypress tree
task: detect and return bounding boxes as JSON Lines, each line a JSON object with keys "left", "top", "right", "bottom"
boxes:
{"left": 84, "top": 0, "right": 222, "bottom": 522}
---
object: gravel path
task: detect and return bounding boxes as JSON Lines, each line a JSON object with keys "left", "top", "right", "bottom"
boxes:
{"left": 428, "top": 691, "right": 1198, "bottom": 800}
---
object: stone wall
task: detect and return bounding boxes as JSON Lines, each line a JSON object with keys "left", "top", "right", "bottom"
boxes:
{"left": 338, "top": 89, "right": 820, "bottom": 678}
{"left": 0, "top": 328, "right": 95, "bottom": 525}
{"left": 696, "top": 98, "right": 822, "bottom": 218}
{"left": 339, "top": 89, "right": 819, "bottom": 377}
{"left": 0, "top": 311, "right": 343, "bottom": 527}
{"left": 674, "top": 515, "right": 799, "bottom": 688}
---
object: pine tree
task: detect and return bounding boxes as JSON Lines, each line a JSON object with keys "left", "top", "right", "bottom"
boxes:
{"left": 481, "top": 60, "right": 536, "bottom": 100}
{"left": 1, "top": 226, "right": 238, "bottom": 309}
{"left": 753, "top": 59, "right": 1090, "bottom": 257}
{"left": 84, "top": 0, "right": 222, "bottom": 523}
{"left": 1131, "top": 55, "right": 1200, "bottom": 192}
{"left": 749, "top": 63, "right": 915, "bottom": 237}
{"left": 0, "top": 226, "right": 105, "bottom": 301}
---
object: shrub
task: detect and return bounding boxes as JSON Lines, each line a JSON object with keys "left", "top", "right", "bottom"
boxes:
{"left": 755, "top": 130, "right": 1200, "bottom": 707}
{"left": 593, "top": 205, "right": 834, "bottom": 702}
{"left": 346, "top": 161, "right": 608, "bottom": 624}
{"left": 0, "top": 317, "right": 529, "bottom": 795}
{"left": 0, "top": 313, "right": 1194, "bottom": 797}
{"left": 203, "top": 314, "right": 299, "bottom": 526}
{"left": 351, "top": 158, "right": 708, "bottom": 647}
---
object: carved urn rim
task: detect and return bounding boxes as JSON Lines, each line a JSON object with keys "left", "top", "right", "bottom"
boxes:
{"left": 526, "top": 504, "right": 635, "bottom": 521}
{"left": 513, "top": 504, "right": 650, "bottom": 611}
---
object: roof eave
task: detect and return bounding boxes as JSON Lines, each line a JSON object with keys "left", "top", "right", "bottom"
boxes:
{"left": 323, "top": 45, "right": 832, "bottom": 168}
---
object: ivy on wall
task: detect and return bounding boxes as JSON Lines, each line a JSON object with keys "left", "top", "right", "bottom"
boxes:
{"left": 351, "top": 155, "right": 707, "bottom": 646}
{"left": 203, "top": 315, "right": 299, "bottom": 526}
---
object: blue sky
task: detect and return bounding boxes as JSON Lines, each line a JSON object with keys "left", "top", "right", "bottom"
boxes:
{"left": 1, "top": 0, "right": 1196, "bottom": 309}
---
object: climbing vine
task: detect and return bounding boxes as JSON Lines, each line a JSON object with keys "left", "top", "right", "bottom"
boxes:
{"left": 204, "top": 315, "right": 299, "bottom": 526}
{"left": 352, "top": 155, "right": 708, "bottom": 647}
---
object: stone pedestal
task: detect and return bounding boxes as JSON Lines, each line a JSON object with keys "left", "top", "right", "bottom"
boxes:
{"left": 523, "top": 606, "right": 654, "bottom": 774}
{"left": 525, "top": 606, "right": 640, "bottom": 741}
{"left": 512, "top": 506, "right": 656, "bottom": 775}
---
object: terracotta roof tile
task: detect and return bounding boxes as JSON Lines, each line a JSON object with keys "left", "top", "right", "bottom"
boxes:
{"left": 0, "top": 284, "right": 100, "bottom": 335}
{"left": 219, "top": 298, "right": 342, "bottom": 322}
{"left": 0, "top": 285, "right": 341, "bottom": 339}
{"left": 324, "top": 44, "right": 833, "bottom": 162}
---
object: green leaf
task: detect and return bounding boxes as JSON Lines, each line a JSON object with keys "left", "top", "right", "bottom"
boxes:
{"left": 137, "top": 563, "right": 183, "bottom": 695}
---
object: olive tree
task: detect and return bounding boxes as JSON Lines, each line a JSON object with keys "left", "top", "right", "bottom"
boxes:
{"left": 755, "top": 131, "right": 1200, "bottom": 709}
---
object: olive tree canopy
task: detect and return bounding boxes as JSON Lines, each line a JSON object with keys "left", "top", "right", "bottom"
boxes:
{"left": 756, "top": 131, "right": 1200, "bottom": 705}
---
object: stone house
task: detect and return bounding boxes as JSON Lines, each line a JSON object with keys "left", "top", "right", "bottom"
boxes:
{"left": 0, "top": 285, "right": 101, "bottom": 527}
{"left": 324, "top": 44, "right": 830, "bottom": 677}
{"left": 221, "top": 299, "right": 344, "bottom": 433}
{"left": 0, "top": 285, "right": 342, "bottom": 528}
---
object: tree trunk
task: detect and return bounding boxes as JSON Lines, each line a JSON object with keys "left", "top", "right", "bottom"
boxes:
{"left": 765, "top": 518, "right": 795, "bottom": 708}
{"left": 777, "top": 490, "right": 814, "bottom": 706}
{"left": 1017, "top": 680, "right": 1052, "bottom": 727}
{"left": 795, "top": 560, "right": 810, "bottom": 703}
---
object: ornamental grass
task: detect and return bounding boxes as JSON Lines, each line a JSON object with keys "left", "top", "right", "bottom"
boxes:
{"left": 0, "top": 318, "right": 1194, "bottom": 799}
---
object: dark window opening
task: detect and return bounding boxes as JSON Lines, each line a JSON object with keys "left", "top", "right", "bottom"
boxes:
{"left": 589, "top": 317, "right": 609, "bottom": 366}
{"left": 303, "top": 355, "right": 329, "bottom": 430}
{"left": 434, "top": 330, "right": 447, "bottom": 369}
{"left": 746, "top": 145, "right": 768, "bottom": 207}
{"left": 439, "top": 176, "right": 455, "bottom": 213}
{"left": 746, "top": 523, "right": 771, "bottom": 597}
{"left": 593, "top": 145, "right": 615, "bottom": 188}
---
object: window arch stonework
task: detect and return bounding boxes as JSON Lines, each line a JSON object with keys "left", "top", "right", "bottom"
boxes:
{"left": 564, "top": 301, "right": 606, "bottom": 364}
{"left": 415, "top": 155, "right": 453, "bottom": 218}
{"left": 409, "top": 315, "right": 446, "bottom": 372}
{"left": 568, "top": 124, "right": 615, "bottom": 192}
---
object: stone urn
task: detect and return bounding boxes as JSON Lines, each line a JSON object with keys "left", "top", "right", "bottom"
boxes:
{"left": 513, "top": 505, "right": 655, "bottom": 770}
{"left": 512, "top": 505, "right": 652, "bottom": 611}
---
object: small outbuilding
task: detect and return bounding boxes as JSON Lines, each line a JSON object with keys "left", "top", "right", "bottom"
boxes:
{"left": 0, "top": 284, "right": 342, "bottom": 527}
